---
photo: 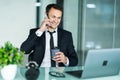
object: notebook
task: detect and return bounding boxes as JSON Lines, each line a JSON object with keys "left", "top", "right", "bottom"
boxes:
{"left": 65, "top": 48, "right": 120, "bottom": 78}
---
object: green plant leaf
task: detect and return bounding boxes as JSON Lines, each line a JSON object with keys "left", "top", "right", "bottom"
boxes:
{"left": 0, "top": 41, "right": 25, "bottom": 67}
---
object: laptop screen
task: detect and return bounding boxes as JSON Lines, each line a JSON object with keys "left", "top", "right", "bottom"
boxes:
{"left": 66, "top": 48, "right": 120, "bottom": 78}
{"left": 82, "top": 48, "right": 120, "bottom": 78}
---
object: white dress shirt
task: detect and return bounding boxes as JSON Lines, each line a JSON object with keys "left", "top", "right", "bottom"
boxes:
{"left": 35, "top": 28, "right": 69, "bottom": 67}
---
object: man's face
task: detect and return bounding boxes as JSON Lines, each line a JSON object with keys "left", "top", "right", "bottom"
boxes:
{"left": 47, "top": 8, "right": 62, "bottom": 29}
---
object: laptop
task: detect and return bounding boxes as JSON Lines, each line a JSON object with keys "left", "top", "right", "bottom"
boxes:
{"left": 65, "top": 48, "right": 120, "bottom": 78}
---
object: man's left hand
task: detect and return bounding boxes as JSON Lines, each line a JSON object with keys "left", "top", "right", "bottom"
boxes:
{"left": 53, "top": 52, "right": 67, "bottom": 64}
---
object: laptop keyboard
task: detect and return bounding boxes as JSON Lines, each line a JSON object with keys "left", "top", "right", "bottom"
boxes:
{"left": 65, "top": 70, "right": 83, "bottom": 78}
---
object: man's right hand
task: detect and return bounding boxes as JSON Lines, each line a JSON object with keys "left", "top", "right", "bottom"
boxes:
{"left": 39, "top": 18, "right": 51, "bottom": 32}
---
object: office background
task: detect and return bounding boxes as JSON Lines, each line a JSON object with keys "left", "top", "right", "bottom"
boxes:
{"left": 0, "top": 0, "right": 120, "bottom": 66}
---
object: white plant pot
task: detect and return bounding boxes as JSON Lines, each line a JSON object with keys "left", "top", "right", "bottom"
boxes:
{"left": 1, "top": 64, "right": 17, "bottom": 80}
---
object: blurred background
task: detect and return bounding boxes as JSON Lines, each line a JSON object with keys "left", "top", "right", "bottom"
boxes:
{"left": 0, "top": 0, "right": 120, "bottom": 66}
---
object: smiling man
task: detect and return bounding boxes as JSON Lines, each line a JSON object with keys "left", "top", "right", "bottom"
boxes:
{"left": 20, "top": 4, "right": 78, "bottom": 67}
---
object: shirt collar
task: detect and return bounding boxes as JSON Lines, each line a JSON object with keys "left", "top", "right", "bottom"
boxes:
{"left": 46, "top": 28, "right": 58, "bottom": 33}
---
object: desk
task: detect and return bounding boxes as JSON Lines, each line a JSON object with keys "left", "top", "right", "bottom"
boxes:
{"left": 0, "top": 66, "right": 120, "bottom": 80}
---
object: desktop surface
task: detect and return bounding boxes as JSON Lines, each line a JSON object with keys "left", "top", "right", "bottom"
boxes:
{"left": 0, "top": 66, "right": 120, "bottom": 80}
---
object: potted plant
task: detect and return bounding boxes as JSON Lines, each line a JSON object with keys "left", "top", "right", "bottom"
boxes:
{"left": 0, "top": 41, "right": 24, "bottom": 80}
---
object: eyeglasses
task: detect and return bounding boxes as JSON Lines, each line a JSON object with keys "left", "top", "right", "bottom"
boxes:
{"left": 49, "top": 71, "right": 65, "bottom": 77}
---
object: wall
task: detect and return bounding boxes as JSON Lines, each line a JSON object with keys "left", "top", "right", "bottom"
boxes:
{"left": 0, "top": 0, "right": 35, "bottom": 48}
{"left": 63, "top": 0, "right": 79, "bottom": 51}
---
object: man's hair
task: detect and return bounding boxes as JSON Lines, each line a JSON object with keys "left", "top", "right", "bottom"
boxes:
{"left": 46, "top": 4, "right": 63, "bottom": 16}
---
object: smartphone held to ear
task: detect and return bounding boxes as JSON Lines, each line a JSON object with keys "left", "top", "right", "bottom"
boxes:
{"left": 45, "top": 20, "right": 51, "bottom": 27}
{"left": 44, "top": 14, "right": 51, "bottom": 27}
{"left": 46, "top": 20, "right": 52, "bottom": 27}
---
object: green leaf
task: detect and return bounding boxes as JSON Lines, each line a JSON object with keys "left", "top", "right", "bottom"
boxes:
{"left": 0, "top": 41, "right": 25, "bottom": 67}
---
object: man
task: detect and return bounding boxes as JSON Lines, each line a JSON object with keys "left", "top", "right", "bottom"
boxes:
{"left": 20, "top": 4, "right": 78, "bottom": 67}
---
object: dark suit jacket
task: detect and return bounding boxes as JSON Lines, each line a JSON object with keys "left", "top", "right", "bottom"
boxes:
{"left": 20, "top": 28, "right": 78, "bottom": 67}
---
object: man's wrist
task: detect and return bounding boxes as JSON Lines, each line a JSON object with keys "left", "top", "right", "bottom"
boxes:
{"left": 64, "top": 57, "right": 69, "bottom": 66}
{"left": 35, "top": 29, "right": 43, "bottom": 37}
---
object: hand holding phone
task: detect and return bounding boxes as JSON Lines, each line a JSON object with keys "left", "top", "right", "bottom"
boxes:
{"left": 39, "top": 17, "right": 51, "bottom": 32}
